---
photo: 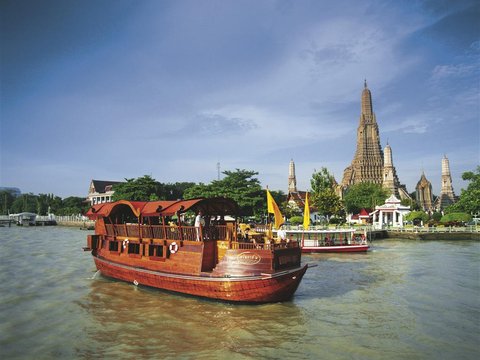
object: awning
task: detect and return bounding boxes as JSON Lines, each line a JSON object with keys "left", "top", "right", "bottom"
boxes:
{"left": 86, "top": 197, "right": 239, "bottom": 219}
{"left": 161, "top": 198, "right": 239, "bottom": 217}
{"left": 140, "top": 200, "right": 177, "bottom": 217}
{"left": 86, "top": 200, "right": 147, "bottom": 219}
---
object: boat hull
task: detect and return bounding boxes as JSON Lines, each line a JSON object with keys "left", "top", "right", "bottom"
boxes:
{"left": 93, "top": 254, "right": 308, "bottom": 303}
{"left": 302, "top": 245, "right": 369, "bottom": 253}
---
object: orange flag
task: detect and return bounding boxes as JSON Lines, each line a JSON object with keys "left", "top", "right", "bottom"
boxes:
{"left": 266, "top": 189, "right": 284, "bottom": 230}
{"left": 303, "top": 192, "right": 310, "bottom": 229}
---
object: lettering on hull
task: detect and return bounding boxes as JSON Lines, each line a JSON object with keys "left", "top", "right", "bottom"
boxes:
{"left": 233, "top": 252, "right": 261, "bottom": 265}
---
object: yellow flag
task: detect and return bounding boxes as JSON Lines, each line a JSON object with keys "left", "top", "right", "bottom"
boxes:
{"left": 303, "top": 192, "right": 310, "bottom": 229}
{"left": 266, "top": 189, "right": 284, "bottom": 230}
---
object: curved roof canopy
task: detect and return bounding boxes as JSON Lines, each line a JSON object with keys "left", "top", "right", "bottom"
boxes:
{"left": 86, "top": 197, "right": 239, "bottom": 220}
{"left": 86, "top": 200, "right": 146, "bottom": 219}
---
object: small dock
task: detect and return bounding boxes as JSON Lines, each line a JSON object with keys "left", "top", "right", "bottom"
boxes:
{"left": 0, "top": 214, "right": 57, "bottom": 226}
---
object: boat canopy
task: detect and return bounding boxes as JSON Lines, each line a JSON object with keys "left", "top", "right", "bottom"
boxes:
{"left": 86, "top": 200, "right": 147, "bottom": 219}
{"left": 86, "top": 197, "right": 239, "bottom": 220}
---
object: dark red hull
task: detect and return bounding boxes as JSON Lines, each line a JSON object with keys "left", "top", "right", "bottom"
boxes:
{"left": 302, "top": 245, "right": 370, "bottom": 253}
{"left": 93, "top": 254, "right": 308, "bottom": 303}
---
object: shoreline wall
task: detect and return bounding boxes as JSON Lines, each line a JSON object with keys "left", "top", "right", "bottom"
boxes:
{"left": 57, "top": 220, "right": 95, "bottom": 229}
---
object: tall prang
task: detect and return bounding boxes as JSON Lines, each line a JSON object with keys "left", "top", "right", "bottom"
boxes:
{"left": 286, "top": 159, "right": 307, "bottom": 213}
{"left": 288, "top": 159, "right": 297, "bottom": 193}
{"left": 435, "top": 155, "right": 457, "bottom": 210}
{"left": 341, "top": 81, "right": 385, "bottom": 189}
{"left": 383, "top": 143, "right": 411, "bottom": 200}
{"left": 339, "top": 81, "right": 409, "bottom": 200}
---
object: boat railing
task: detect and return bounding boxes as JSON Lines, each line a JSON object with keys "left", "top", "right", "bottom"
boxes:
{"left": 253, "top": 224, "right": 271, "bottom": 234}
{"left": 105, "top": 224, "right": 230, "bottom": 242}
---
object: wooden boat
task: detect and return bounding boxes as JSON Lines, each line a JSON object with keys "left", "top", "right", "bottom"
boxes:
{"left": 84, "top": 198, "right": 308, "bottom": 303}
{"left": 278, "top": 228, "right": 369, "bottom": 253}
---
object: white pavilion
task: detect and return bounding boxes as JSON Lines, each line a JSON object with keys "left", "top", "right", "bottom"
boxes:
{"left": 371, "top": 195, "right": 410, "bottom": 229}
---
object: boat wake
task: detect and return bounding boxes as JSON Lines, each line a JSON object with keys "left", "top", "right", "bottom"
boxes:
{"left": 89, "top": 270, "right": 100, "bottom": 280}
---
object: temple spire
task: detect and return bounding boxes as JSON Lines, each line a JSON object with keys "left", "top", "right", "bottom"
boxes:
{"left": 288, "top": 159, "right": 297, "bottom": 193}
{"left": 361, "top": 80, "right": 373, "bottom": 118}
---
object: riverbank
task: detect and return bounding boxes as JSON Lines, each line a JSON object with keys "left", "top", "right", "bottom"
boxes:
{"left": 56, "top": 220, "right": 95, "bottom": 230}
{"left": 385, "top": 230, "right": 480, "bottom": 241}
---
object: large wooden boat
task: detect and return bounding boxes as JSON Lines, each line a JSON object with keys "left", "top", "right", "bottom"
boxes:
{"left": 279, "top": 228, "right": 369, "bottom": 253}
{"left": 84, "top": 198, "right": 308, "bottom": 303}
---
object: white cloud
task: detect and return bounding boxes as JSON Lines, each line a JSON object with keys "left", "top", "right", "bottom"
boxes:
{"left": 430, "top": 64, "right": 477, "bottom": 80}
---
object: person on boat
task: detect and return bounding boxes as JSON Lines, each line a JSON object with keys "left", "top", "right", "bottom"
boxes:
{"left": 277, "top": 226, "right": 287, "bottom": 243}
{"left": 243, "top": 227, "right": 250, "bottom": 242}
{"left": 195, "top": 211, "right": 205, "bottom": 241}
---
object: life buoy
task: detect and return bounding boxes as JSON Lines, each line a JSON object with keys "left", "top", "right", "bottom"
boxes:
{"left": 169, "top": 242, "right": 178, "bottom": 254}
{"left": 123, "top": 239, "right": 129, "bottom": 249}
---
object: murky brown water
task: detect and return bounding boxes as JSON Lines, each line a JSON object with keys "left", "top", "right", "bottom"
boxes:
{"left": 0, "top": 227, "right": 478, "bottom": 359}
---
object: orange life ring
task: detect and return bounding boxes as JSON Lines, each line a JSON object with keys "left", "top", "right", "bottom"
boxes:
{"left": 169, "top": 242, "right": 178, "bottom": 254}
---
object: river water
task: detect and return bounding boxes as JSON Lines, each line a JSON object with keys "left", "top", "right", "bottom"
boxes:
{"left": 0, "top": 226, "right": 478, "bottom": 359}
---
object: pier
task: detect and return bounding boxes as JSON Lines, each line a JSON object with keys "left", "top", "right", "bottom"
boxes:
{"left": 0, "top": 214, "right": 57, "bottom": 226}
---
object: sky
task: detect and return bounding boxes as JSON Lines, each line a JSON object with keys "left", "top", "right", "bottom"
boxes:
{"left": 1, "top": 0, "right": 479, "bottom": 199}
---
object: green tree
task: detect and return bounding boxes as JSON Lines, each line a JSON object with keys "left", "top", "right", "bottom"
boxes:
{"left": 310, "top": 168, "right": 342, "bottom": 219}
{"left": 405, "top": 211, "right": 429, "bottom": 225}
{"left": 445, "top": 167, "right": 480, "bottom": 215}
{"left": 11, "top": 193, "right": 37, "bottom": 213}
{"left": 112, "top": 175, "right": 161, "bottom": 201}
{"left": 289, "top": 216, "right": 303, "bottom": 225}
{"left": 0, "top": 190, "right": 16, "bottom": 215}
{"left": 36, "top": 194, "right": 49, "bottom": 215}
{"left": 57, "top": 196, "right": 90, "bottom": 215}
{"left": 343, "top": 182, "right": 389, "bottom": 214}
{"left": 161, "top": 182, "right": 196, "bottom": 200}
{"left": 440, "top": 212, "right": 472, "bottom": 225}
{"left": 49, "top": 194, "right": 64, "bottom": 214}
{"left": 431, "top": 212, "right": 443, "bottom": 222}
{"left": 183, "top": 169, "right": 265, "bottom": 217}
{"left": 401, "top": 196, "right": 420, "bottom": 211}
{"left": 283, "top": 200, "right": 302, "bottom": 219}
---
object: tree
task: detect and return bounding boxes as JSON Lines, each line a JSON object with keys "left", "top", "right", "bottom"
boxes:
{"left": 445, "top": 166, "right": 480, "bottom": 216}
{"left": 431, "top": 212, "right": 443, "bottom": 222}
{"left": 401, "top": 196, "right": 420, "bottom": 211}
{"left": 0, "top": 190, "right": 16, "bottom": 215}
{"left": 11, "top": 193, "right": 37, "bottom": 213}
{"left": 289, "top": 216, "right": 303, "bottom": 225}
{"left": 310, "top": 168, "right": 342, "bottom": 219}
{"left": 310, "top": 168, "right": 336, "bottom": 194}
{"left": 405, "top": 211, "right": 429, "bottom": 225}
{"left": 440, "top": 212, "right": 472, "bottom": 226}
{"left": 57, "top": 196, "right": 89, "bottom": 215}
{"left": 161, "top": 182, "right": 196, "bottom": 200}
{"left": 112, "top": 175, "right": 161, "bottom": 201}
{"left": 343, "top": 182, "right": 389, "bottom": 214}
{"left": 36, "top": 194, "right": 49, "bottom": 215}
{"left": 283, "top": 200, "right": 302, "bottom": 219}
{"left": 183, "top": 169, "right": 265, "bottom": 217}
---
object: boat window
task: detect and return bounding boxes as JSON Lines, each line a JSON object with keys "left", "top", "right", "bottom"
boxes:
{"left": 128, "top": 243, "right": 140, "bottom": 254}
{"left": 148, "top": 244, "right": 164, "bottom": 257}
{"left": 109, "top": 241, "right": 119, "bottom": 251}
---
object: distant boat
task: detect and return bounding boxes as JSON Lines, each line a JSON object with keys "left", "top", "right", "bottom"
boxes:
{"left": 282, "top": 228, "right": 370, "bottom": 253}
{"left": 84, "top": 197, "right": 309, "bottom": 303}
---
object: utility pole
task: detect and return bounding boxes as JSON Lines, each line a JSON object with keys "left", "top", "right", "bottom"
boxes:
{"left": 217, "top": 162, "right": 221, "bottom": 181}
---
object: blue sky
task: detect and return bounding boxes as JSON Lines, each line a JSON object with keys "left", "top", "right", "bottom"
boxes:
{"left": 1, "top": 0, "right": 479, "bottom": 198}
